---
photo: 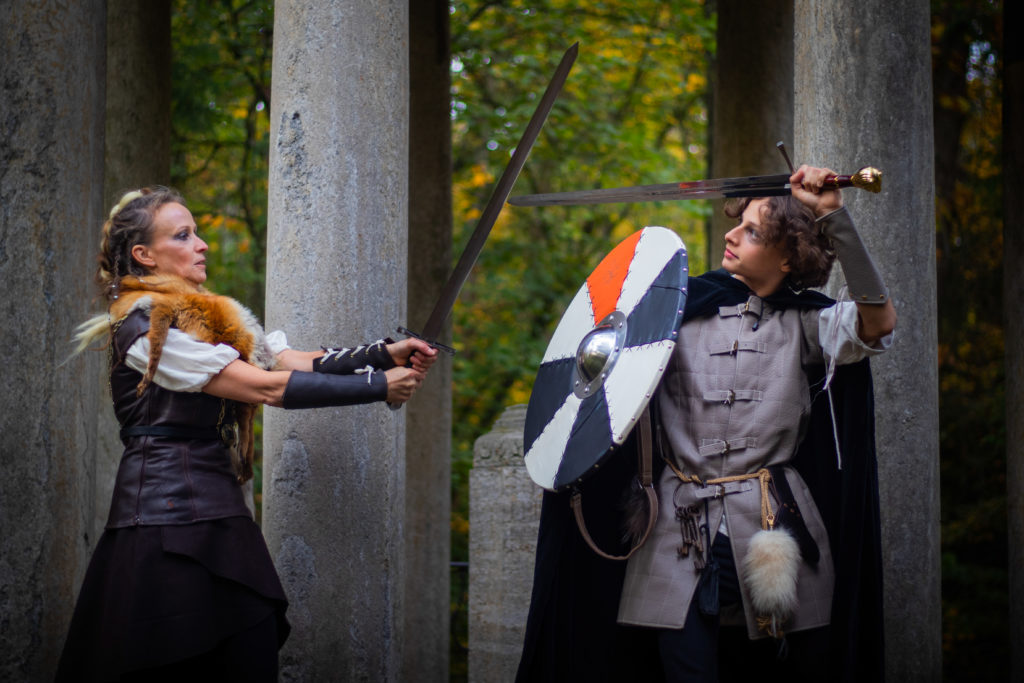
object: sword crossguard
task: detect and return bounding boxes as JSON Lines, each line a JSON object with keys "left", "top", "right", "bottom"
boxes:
{"left": 396, "top": 326, "right": 456, "bottom": 356}
{"left": 385, "top": 326, "right": 455, "bottom": 413}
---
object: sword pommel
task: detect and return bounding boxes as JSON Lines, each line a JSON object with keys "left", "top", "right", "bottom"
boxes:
{"left": 825, "top": 166, "right": 883, "bottom": 193}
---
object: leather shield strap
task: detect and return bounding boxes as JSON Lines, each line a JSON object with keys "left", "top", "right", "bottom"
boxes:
{"left": 570, "top": 405, "right": 658, "bottom": 561}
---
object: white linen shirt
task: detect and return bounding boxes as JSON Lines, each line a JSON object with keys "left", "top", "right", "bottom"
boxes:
{"left": 125, "top": 329, "right": 290, "bottom": 392}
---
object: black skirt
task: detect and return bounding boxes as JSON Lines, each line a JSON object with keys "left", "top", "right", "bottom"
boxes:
{"left": 56, "top": 516, "right": 290, "bottom": 682}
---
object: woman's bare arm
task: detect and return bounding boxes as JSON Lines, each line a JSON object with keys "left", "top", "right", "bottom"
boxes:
{"left": 274, "top": 348, "right": 322, "bottom": 371}
{"left": 203, "top": 359, "right": 291, "bottom": 407}
{"left": 203, "top": 359, "right": 424, "bottom": 407}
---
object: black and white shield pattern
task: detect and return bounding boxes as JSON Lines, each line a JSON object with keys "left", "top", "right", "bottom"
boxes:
{"left": 523, "top": 226, "right": 688, "bottom": 491}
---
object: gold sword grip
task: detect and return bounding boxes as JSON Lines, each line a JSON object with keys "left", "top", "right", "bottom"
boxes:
{"left": 823, "top": 166, "right": 883, "bottom": 193}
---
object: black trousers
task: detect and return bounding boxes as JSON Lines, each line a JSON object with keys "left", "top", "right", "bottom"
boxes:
{"left": 656, "top": 533, "right": 829, "bottom": 683}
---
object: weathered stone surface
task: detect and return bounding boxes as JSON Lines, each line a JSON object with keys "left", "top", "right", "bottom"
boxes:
{"left": 709, "top": 0, "right": 794, "bottom": 263}
{"left": 0, "top": 1, "right": 107, "bottom": 679}
{"left": 104, "top": 0, "right": 171, "bottom": 199}
{"left": 468, "top": 405, "right": 542, "bottom": 682}
{"left": 793, "top": 1, "right": 940, "bottom": 679}
{"left": 403, "top": 1, "right": 453, "bottom": 680}
{"left": 262, "top": 1, "right": 410, "bottom": 680}
{"left": 97, "top": 0, "right": 173, "bottom": 540}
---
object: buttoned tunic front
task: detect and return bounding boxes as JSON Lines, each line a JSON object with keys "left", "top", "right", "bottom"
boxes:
{"left": 617, "top": 292, "right": 890, "bottom": 639}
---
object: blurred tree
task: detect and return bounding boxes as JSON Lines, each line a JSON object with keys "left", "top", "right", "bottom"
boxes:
{"left": 171, "top": 0, "right": 274, "bottom": 516}
{"left": 931, "top": 0, "right": 1007, "bottom": 679}
{"left": 447, "top": 0, "right": 714, "bottom": 673}
{"left": 171, "top": 0, "right": 273, "bottom": 319}
{"left": 166, "top": 2, "right": 1010, "bottom": 678}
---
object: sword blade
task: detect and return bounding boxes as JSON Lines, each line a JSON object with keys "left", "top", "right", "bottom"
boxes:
{"left": 508, "top": 173, "right": 794, "bottom": 206}
{"left": 416, "top": 42, "right": 579, "bottom": 343}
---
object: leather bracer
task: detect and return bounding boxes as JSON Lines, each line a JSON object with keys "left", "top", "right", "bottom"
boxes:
{"left": 817, "top": 207, "right": 889, "bottom": 304}
{"left": 312, "top": 338, "right": 397, "bottom": 374}
{"left": 282, "top": 369, "right": 388, "bottom": 409}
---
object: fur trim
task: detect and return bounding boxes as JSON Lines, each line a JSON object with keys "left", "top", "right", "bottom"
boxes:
{"left": 226, "top": 298, "right": 275, "bottom": 370}
{"left": 620, "top": 482, "right": 653, "bottom": 546}
{"left": 742, "top": 527, "right": 800, "bottom": 620}
{"left": 106, "top": 274, "right": 264, "bottom": 483}
{"left": 69, "top": 312, "right": 113, "bottom": 358}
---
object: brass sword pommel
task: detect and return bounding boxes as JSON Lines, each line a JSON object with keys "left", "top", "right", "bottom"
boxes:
{"left": 824, "top": 166, "right": 883, "bottom": 193}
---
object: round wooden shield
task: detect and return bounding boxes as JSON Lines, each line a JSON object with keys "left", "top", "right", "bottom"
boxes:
{"left": 523, "top": 226, "right": 688, "bottom": 491}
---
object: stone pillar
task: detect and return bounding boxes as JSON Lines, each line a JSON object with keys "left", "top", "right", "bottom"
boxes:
{"left": 263, "top": 2, "right": 410, "bottom": 680}
{"left": 104, "top": 0, "right": 171, "bottom": 196}
{"left": 708, "top": 0, "right": 793, "bottom": 266}
{"left": 468, "top": 405, "right": 541, "bottom": 682}
{"left": 0, "top": 1, "right": 107, "bottom": 679}
{"left": 404, "top": 1, "right": 453, "bottom": 680}
{"left": 793, "top": 2, "right": 940, "bottom": 680}
{"left": 1005, "top": 0, "right": 1024, "bottom": 678}
{"left": 97, "top": 0, "right": 172, "bottom": 538}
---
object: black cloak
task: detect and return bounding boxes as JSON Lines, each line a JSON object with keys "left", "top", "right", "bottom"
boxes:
{"left": 515, "top": 270, "right": 884, "bottom": 682}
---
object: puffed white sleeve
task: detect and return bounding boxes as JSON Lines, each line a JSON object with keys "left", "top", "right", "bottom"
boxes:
{"left": 125, "top": 328, "right": 241, "bottom": 392}
{"left": 817, "top": 300, "right": 894, "bottom": 366}
{"left": 264, "top": 330, "right": 291, "bottom": 356}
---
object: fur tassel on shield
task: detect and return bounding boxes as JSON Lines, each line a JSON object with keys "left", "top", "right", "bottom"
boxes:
{"left": 741, "top": 526, "right": 800, "bottom": 635}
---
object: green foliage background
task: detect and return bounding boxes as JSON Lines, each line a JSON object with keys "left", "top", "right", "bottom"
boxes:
{"left": 446, "top": 1, "right": 713, "bottom": 671}
{"left": 166, "top": 0, "right": 1007, "bottom": 679}
{"left": 931, "top": 1, "right": 1006, "bottom": 678}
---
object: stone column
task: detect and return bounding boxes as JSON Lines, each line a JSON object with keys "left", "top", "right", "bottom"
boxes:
{"left": 97, "top": 0, "right": 172, "bottom": 538}
{"left": 1005, "top": 0, "right": 1024, "bottom": 678}
{"left": 404, "top": 1, "right": 453, "bottom": 680}
{"left": 263, "top": 1, "right": 410, "bottom": 680}
{"left": 468, "top": 405, "right": 541, "bottom": 683}
{"left": 708, "top": 0, "right": 793, "bottom": 265}
{"left": 793, "top": 2, "right": 940, "bottom": 680}
{"left": 0, "top": 1, "right": 107, "bottom": 679}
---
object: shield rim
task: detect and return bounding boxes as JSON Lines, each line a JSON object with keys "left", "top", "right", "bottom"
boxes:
{"left": 524, "top": 226, "right": 688, "bottom": 491}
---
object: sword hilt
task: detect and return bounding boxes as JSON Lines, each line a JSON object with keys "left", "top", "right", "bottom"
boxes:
{"left": 776, "top": 143, "right": 882, "bottom": 194}
{"left": 824, "top": 167, "right": 883, "bottom": 193}
{"left": 396, "top": 326, "right": 456, "bottom": 356}
{"left": 386, "top": 326, "right": 455, "bottom": 412}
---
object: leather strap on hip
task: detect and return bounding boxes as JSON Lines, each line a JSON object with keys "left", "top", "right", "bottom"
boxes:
{"left": 119, "top": 425, "right": 221, "bottom": 442}
{"left": 570, "top": 405, "right": 658, "bottom": 561}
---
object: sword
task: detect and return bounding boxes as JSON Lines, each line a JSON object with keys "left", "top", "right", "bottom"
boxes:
{"left": 508, "top": 166, "right": 882, "bottom": 207}
{"left": 398, "top": 42, "right": 579, "bottom": 354}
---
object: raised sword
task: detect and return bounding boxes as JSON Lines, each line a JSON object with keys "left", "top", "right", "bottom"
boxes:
{"left": 398, "top": 42, "right": 579, "bottom": 354}
{"left": 508, "top": 166, "right": 882, "bottom": 207}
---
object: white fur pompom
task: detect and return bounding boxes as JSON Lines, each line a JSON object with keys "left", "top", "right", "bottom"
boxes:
{"left": 742, "top": 527, "right": 800, "bottom": 619}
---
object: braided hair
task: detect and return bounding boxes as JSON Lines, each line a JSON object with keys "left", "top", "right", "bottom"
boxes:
{"left": 97, "top": 187, "right": 185, "bottom": 301}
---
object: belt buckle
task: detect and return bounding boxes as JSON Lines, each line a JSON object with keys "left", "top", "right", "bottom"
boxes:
{"left": 219, "top": 422, "right": 237, "bottom": 448}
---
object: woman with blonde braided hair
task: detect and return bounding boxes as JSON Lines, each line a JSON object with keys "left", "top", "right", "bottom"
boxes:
{"left": 57, "top": 187, "right": 437, "bottom": 681}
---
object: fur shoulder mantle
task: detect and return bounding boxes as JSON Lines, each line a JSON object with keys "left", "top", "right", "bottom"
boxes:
{"left": 73, "top": 274, "right": 274, "bottom": 483}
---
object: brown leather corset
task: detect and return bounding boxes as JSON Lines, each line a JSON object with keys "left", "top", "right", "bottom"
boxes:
{"left": 105, "top": 309, "right": 251, "bottom": 528}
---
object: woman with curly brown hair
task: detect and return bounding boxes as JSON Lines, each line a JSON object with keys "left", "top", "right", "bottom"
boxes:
{"left": 57, "top": 187, "right": 436, "bottom": 682}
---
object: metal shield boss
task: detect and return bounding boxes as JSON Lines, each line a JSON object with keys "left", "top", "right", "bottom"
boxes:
{"left": 523, "top": 227, "right": 688, "bottom": 491}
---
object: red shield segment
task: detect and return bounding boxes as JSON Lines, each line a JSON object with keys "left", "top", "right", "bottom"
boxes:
{"left": 586, "top": 229, "right": 644, "bottom": 324}
{"left": 524, "top": 226, "right": 688, "bottom": 491}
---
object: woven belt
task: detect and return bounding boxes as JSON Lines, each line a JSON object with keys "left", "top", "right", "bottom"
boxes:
{"left": 664, "top": 460, "right": 777, "bottom": 529}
